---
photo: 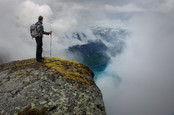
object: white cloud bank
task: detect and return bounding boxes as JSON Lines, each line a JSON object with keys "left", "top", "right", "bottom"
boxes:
{"left": 97, "top": 0, "right": 174, "bottom": 115}
{"left": 15, "top": 0, "right": 53, "bottom": 28}
{"left": 105, "top": 3, "right": 145, "bottom": 13}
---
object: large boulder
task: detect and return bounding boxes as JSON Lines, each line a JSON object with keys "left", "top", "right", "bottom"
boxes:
{"left": 0, "top": 57, "right": 106, "bottom": 115}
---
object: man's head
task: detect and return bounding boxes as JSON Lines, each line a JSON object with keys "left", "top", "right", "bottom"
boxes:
{"left": 38, "top": 16, "right": 43, "bottom": 22}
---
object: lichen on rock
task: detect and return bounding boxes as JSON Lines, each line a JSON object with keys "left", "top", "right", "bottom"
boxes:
{"left": 0, "top": 57, "right": 106, "bottom": 115}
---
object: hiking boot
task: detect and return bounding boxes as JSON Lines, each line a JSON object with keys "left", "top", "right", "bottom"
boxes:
{"left": 41, "top": 57, "right": 45, "bottom": 60}
{"left": 37, "top": 58, "right": 43, "bottom": 62}
{"left": 37, "top": 60, "right": 43, "bottom": 62}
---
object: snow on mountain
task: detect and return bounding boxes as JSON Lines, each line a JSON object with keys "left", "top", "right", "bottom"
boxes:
{"left": 66, "top": 27, "right": 128, "bottom": 72}
{"left": 91, "top": 26, "right": 128, "bottom": 56}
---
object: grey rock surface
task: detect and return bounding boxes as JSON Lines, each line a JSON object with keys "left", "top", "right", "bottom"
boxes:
{"left": 0, "top": 57, "right": 106, "bottom": 115}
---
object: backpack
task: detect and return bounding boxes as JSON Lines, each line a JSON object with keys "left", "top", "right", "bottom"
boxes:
{"left": 30, "top": 24, "right": 42, "bottom": 38}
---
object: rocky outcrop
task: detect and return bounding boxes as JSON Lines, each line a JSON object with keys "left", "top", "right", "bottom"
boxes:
{"left": 0, "top": 57, "right": 106, "bottom": 115}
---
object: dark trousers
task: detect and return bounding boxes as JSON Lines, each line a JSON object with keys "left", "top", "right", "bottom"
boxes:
{"left": 35, "top": 37, "right": 43, "bottom": 61}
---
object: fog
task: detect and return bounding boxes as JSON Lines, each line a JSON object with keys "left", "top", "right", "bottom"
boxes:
{"left": 97, "top": 1, "right": 174, "bottom": 114}
{"left": 0, "top": 0, "right": 174, "bottom": 115}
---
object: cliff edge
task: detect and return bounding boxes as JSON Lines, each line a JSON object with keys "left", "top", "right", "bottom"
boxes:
{"left": 0, "top": 57, "right": 106, "bottom": 115}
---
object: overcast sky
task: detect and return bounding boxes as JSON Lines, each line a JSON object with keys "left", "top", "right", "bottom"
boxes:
{"left": 0, "top": 0, "right": 174, "bottom": 115}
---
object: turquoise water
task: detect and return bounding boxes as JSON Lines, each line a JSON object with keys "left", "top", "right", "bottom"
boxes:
{"left": 78, "top": 57, "right": 121, "bottom": 85}
{"left": 90, "top": 63, "right": 108, "bottom": 81}
{"left": 91, "top": 63, "right": 122, "bottom": 86}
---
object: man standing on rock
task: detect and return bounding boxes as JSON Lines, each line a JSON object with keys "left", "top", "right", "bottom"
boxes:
{"left": 35, "top": 16, "right": 52, "bottom": 62}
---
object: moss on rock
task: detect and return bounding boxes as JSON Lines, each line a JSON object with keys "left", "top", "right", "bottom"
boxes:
{"left": 17, "top": 106, "right": 48, "bottom": 115}
{"left": 0, "top": 57, "right": 106, "bottom": 115}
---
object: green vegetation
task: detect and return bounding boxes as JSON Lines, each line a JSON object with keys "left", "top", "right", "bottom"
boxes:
{"left": 14, "top": 72, "right": 25, "bottom": 77}
{"left": 44, "top": 57, "right": 92, "bottom": 85}
{"left": 2, "top": 57, "right": 93, "bottom": 86}
{"left": 17, "top": 106, "right": 48, "bottom": 115}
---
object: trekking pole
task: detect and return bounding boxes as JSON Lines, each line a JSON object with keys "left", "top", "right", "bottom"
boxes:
{"left": 50, "top": 34, "right": 52, "bottom": 57}
{"left": 43, "top": 47, "right": 45, "bottom": 58}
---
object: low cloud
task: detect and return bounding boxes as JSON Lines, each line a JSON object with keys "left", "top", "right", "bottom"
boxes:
{"left": 97, "top": 1, "right": 174, "bottom": 115}
{"left": 105, "top": 4, "right": 145, "bottom": 13}
{"left": 15, "top": 0, "right": 53, "bottom": 28}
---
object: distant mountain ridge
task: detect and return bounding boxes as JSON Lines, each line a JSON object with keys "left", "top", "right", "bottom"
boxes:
{"left": 67, "top": 27, "right": 128, "bottom": 76}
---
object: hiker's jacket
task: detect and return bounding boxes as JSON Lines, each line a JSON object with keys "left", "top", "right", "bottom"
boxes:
{"left": 35, "top": 21, "right": 49, "bottom": 38}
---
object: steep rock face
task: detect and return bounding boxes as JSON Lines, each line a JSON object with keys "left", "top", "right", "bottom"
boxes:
{"left": 0, "top": 57, "right": 106, "bottom": 115}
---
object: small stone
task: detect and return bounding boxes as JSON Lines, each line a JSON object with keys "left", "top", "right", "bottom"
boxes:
{"left": 48, "top": 102, "right": 52, "bottom": 105}
{"left": 42, "top": 89, "right": 46, "bottom": 93}
{"left": 49, "top": 92, "right": 53, "bottom": 96}
{"left": 31, "top": 103, "right": 35, "bottom": 107}
{"left": 1, "top": 110, "right": 4, "bottom": 114}
{"left": 39, "top": 100, "right": 47, "bottom": 105}
{"left": 15, "top": 107, "right": 20, "bottom": 110}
